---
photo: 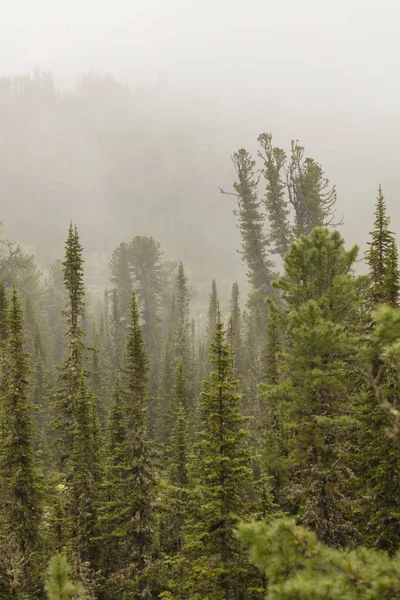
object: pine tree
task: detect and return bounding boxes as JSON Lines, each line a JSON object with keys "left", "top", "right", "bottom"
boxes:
{"left": 365, "top": 186, "right": 397, "bottom": 307}
{"left": 265, "top": 305, "right": 280, "bottom": 386}
{"left": 228, "top": 282, "right": 243, "bottom": 376}
{"left": 52, "top": 225, "right": 102, "bottom": 580}
{"left": 109, "top": 242, "right": 132, "bottom": 323}
{"left": 230, "top": 148, "right": 275, "bottom": 309}
{"left": 0, "top": 285, "right": 42, "bottom": 597}
{"left": 173, "top": 263, "right": 191, "bottom": 362}
{"left": 258, "top": 133, "right": 291, "bottom": 256}
{"left": 238, "top": 517, "right": 400, "bottom": 600}
{"left": 384, "top": 239, "right": 400, "bottom": 307}
{"left": 356, "top": 190, "right": 400, "bottom": 552}
{"left": 160, "top": 359, "right": 190, "bottom": 558}
{"left": 207, "top": 279, "right": 219, "bottom": 339}
{"left": 201, "top": 278, "right": 219, "bottom": 378}
{"left": 0, "top": 280, "right": 8, "bottom": 343}
{"left": 260, "top": 304, "right": 286, "bottom": 505}
{"left": 275, "top": 227, "right": 359, "bottom": 323}
{"left": 0, "top": 280, "right": 8, "bottom": 440}
{"left": 120, "top": 290, "right": 155, "bottom": 597}
{"left": 156, "top": 331, "right": 175, "bottom": 445}
{"left": 67, "top": 372, "right": 100, "bottom": 566}
{"left": 281, "top": 301, "right": 356, "bottom": 546}
{"left": 285, "top": 140, "right": 338, "bottom": 237}
{"left": 55, "top": 223, "right": 86, "bottom": 466}
{"left": 171, "top": 262, "right": 195, "bottom": 404}
{"left": 186, "top": 311, "right": 254, "bottom": 599}
{"left": 271, "top": 229, "right": 360, "bottom": 545}
{"left": 129, "top": 236, "right": 165, "bottom": 396}
{"left": 108, "top": 287, "right": 125, "bottom": 372}
{"left": 45, "top": 552, "right": 84, "bottom": 600}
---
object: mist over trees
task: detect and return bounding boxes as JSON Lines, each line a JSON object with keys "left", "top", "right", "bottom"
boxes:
{"left": 2, "top": 67, "right": 400, "bottom": 599}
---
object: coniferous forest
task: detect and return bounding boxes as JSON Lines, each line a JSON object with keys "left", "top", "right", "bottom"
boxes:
{"left": 2, "top": 124, "right": 400, "bottom": 600}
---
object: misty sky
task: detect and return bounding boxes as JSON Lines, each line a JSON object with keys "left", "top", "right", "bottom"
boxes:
{"left": 1, "top": 0, "right": 400, "bottom": 270}
{"left": 2, "top": 0, "right": 399, "bottom": 106}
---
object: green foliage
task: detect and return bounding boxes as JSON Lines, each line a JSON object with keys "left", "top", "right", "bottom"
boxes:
{"left": 238, "top": 517, "right": 400, "bottom": 599}
{"left": 184, "top": 311, "right": 255, "bottom": 599}
{"left": 0, "top": 285, "right": 42, "bottom": 597}
{"left": 258, "top": 133, "right": 291, "bottom": 255}
{"left": 355, "top": 191, "right": 400, "bottom": 551}
{"left": 55, "top": 224, "right": 87, "bottom": 466}
{"left": 365, "top": 186, "right": 399, "bottom": 307}
{"left": 231, "top": 148, "right": 274, "bottom": 300}
{"left": 269, "top": 228, "right": 360, "bottom": 545}
{"left": 45, "top": 552, "right": 85, "bottom": 599}
{"left": 100, "top": 290, "right": 156, "bottom": 598}
{"left": 227, "top": 282, "right": 243, "bottom": 377}
{"left": 109, "top": 242, "right": 132, "bottom": 322}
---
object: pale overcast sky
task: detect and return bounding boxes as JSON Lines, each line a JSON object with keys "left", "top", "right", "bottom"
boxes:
{"left": 1, "top": 0, "right": 399, "bottom": 110}
{"left": 1, "top": 0, "right": 400, "bottom": 266}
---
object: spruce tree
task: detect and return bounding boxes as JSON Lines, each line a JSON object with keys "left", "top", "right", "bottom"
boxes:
{"left": 129, "top": 236, "right": 165, "bottom": 396}
{"left": 264, "top": 304, "right": 280, "bottom": 386}
{"left": 258, "top": 133, "right": 291, "bottom": 256}
{"left": 230, "top": 148, "right": 275, "bottom": 308}
{"left": 365, "top": 186, "right": 397, "bottom": 307}
{"left": 238, "top": 517, "right": 400, "bottom": 600}
{"left": 0, "top": 285, "right": 42, "bottom": 597}
{"left": 171, "top": 262, "right": 194, "bottom": 404}
{"left": 67, "top": 372, "right": 100, "bottom": 566}
{"left": 45, "top": 552, "right": 84, "bottom": 600}
{"left": 120, "top": 290, "right": 155, "bottom": 597}
{"left": 272, "top": 228, "right": 360, "bottom": 545}
{"left": 156, "top": 331, "right": 175, "bottom": 445}
{"left": 97, "top": 373, "right": 128, "bottom": 597}
{"left": 260, "top": 304, "right": 286, "bottom": 505}
{"left": 227, "top": 282, "right": 243, "bottom": 376}
{"left": 109, "top": 242, "right": 132, "bottom": 322}
{"left": 160, "top": 359, "right": 190, "bottom": 557}
{"left": 186, "top": 311, "right": 254, "bottom": 599}
{"left": 55, "top": 223, "right": 86, "bottom": 466}
{"left": 0, "top": 280, "right": 8, "bottom": 439}
{"left": 108, "top": 287, "right": 125, "bottom": 372}
{"left": 281, "top": 301, "right": 356, "bottom": 546}
{"left": 53, "top": 224, "right": 101, "bottom": 579}
{"left": 285, "top": 140, "right": 338, "bottom": 237}
{"left": 207, "top": 279, "right": 219, "bottom": 339}
{"left": 356, "top": 189, "right": 400, "bottom": 552}
{"left": 201, "top": 278, "right": 219, "bottom": 378}
{"left": 0, "top": 279, "right": 8, "bottom": 343}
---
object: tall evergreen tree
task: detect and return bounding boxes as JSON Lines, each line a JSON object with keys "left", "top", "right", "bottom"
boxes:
{"left": 356, "top": 189, "right": 400, "bottom": 552}
{"left": 45, "top": 552, "right": 84, "bottom": 600}
{"left": 207, "top": 279, "right": 219, "bottom": 339}
{"left": 258, "top": 133, "right": 291, "bottom": 256}
{"left": 55, "top": 224, "right": 86, "bottom": 466}
{"left": 129, "top": 236, "right": 165, "bottom": 395}
{"left": 230, "top": 148, "right": 275, "bottom": 307}
{"left": 0, "top": 280, "right": 8, "bottom": 343}
{"left": 109, "top": 242, "right": 132, "bottom": 323}
{"left": 67, "top": 372, "right": 100, "bottom": 567}
{"left": 115, "top": 290, "right": 155, "bottom": 598}
{"left": 0, "top": 280, "right": 8, "bottom": 439}
{"left": 0, "top": 285, "right": 42, "bottom": 597}
{"left": 271, "top": 228, "right": 360, "bottom": 545}
{"left": 159, "top": 359, "right": 191, "bottom": 560}
{"left": 186, "top": 311, "right": 254, "bottom": 599}
{"left": 227, "top": 282, "right": 243, "bottom": 376}
{"left": 285, "top": 140, "right": 338, "bottom": 237}
{"left": 170, "top": 262, "right": 194, "bottom": 405}
{"left": 365, "top": 186, "right": 398, "bottom": 308}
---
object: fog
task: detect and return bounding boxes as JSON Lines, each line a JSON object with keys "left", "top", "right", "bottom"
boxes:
{"left": 1, "top": 0, "right": 400, "bottom": 294}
